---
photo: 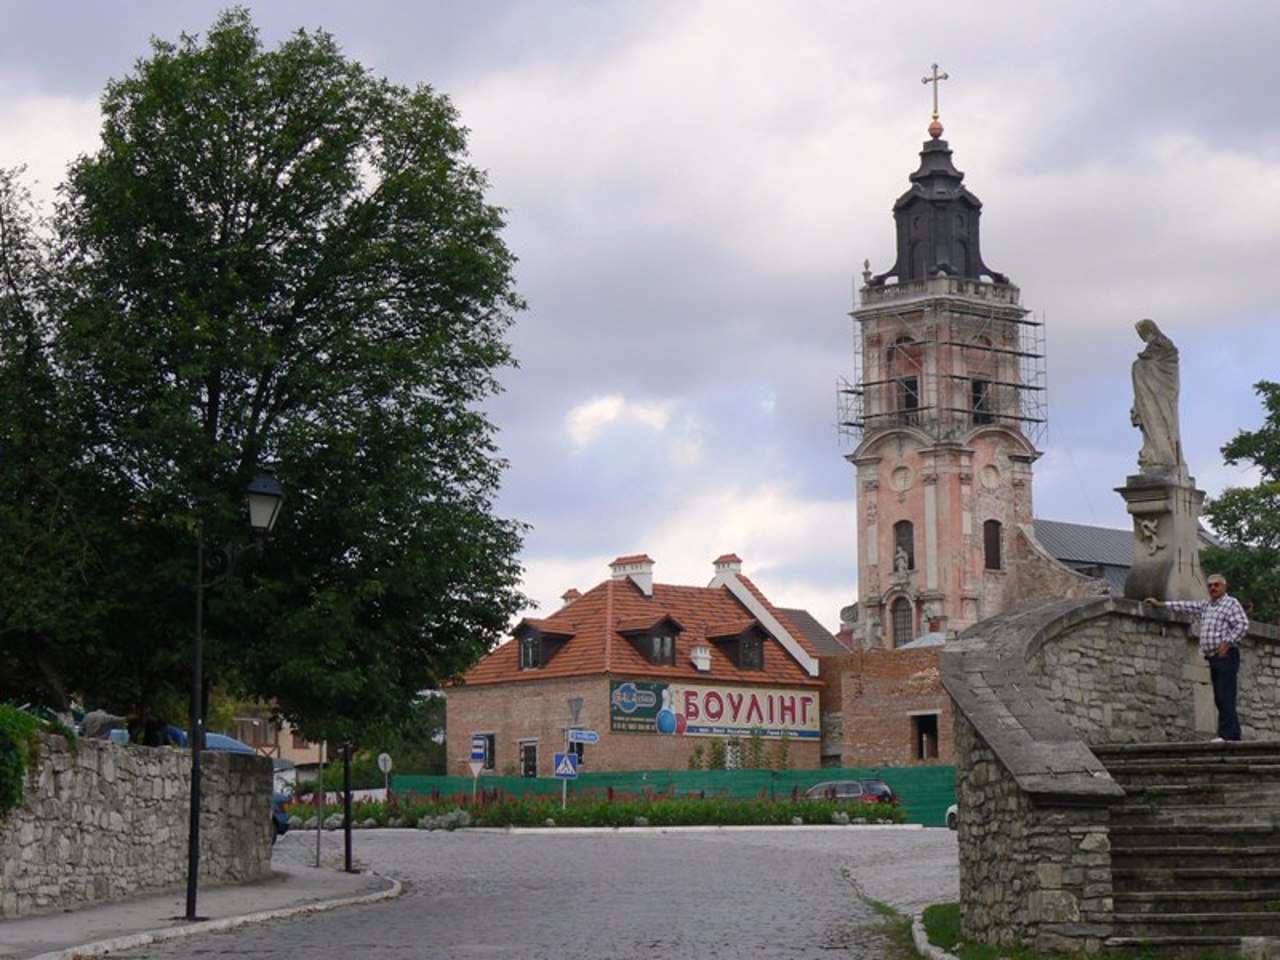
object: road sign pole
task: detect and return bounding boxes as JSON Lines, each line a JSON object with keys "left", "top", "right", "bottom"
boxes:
{"left": 561, "top": 725, "right": 568, "bottom": 810}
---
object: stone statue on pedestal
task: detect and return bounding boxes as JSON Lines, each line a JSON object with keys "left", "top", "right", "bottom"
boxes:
{"left": 1130, "top": 318, "right": 1186, "bottom": 476}
{"left": 1118, "top": 319, "right": 1204, "bottom": 600}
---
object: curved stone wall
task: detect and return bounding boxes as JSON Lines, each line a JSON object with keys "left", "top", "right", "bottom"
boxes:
{"left": 942, "top": 596, "right": 1280, "bottom": 953}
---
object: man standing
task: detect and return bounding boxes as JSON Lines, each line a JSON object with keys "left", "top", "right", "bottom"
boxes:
{"left": 1145, "top": 574, "right": 1249, "bottom": 742}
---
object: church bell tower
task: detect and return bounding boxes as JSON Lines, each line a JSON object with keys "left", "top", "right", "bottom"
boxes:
{"left": 839, "top": 69, "right": 1047, "bottom": 649}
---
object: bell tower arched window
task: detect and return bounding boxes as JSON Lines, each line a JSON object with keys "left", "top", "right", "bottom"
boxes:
{"left": 891, "top": 598, "right": 913, "bottom": 647}
{"left": 886, "top": 336, "right": 923, "bottom": 426}
{"left": 984, "top": 519, "right": 1003, "bottom": 571}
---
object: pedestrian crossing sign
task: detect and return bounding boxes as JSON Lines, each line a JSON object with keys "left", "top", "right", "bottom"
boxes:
{"left": 553, "top": 752, "right": 578, "bottom": 778}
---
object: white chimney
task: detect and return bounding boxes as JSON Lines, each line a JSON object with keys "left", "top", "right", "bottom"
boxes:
{"left": 609, "top": 554, "right": 654, "bottom": 597}
{"left": 712, "top": 553, "right": 743, "bottom": 577}
{"left": 690, "top": 645, "right": 712, "bottom": 672}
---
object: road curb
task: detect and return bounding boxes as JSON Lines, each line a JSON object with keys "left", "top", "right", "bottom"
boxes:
{"left": 26, "top": 872, "right": 402, "bottom": 960}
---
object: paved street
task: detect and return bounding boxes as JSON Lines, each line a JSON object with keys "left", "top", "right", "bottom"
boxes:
{"left": 112, "top": 826, "right": 957, "bottom": 959}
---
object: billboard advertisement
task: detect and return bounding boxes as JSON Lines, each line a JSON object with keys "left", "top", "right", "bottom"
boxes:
{"left": 609, "top": 679, "right": 818, "bottom": 739}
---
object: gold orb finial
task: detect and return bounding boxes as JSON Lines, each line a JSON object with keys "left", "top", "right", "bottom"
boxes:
{"left": 921, "top": 63, "right": 949, "bottom": 139}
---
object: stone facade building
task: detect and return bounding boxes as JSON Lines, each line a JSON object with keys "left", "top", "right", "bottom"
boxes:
{"left": 446, "top": 554, "right": 827, "bottom": 776}
{"left": 840, "top": 113, "right": 1102, "bottom": 652}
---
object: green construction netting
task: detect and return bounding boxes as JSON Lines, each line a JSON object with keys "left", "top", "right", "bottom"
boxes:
{"left": 393, "top": 765, "right": 956, "bottom": 826}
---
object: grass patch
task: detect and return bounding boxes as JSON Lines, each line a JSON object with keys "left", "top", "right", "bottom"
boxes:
{"left": 922, "top": 902, "right": 1048, "bottom": 960}
{"left": 922, "top": 902, "right": 961, "bottom": 950}
{"left": 840, "top": 868, "right": 917, "bottom": 960}
{"left": 921, "top": 902, "right": 1222, "bottom": 960}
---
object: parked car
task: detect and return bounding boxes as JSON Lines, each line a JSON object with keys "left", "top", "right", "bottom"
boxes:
{"left": 803, "top": 779, "right": 899, "bottom": 805}
{"left": 946, "top": 803, "right": 958, "bottom": 829}
{"left": 271, "top": 793, "right": 290, "bottom": 842}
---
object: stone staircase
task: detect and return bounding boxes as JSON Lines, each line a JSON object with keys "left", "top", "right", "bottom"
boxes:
{"left": 1094, "top": 741, "right": 1280, "bottom": 957}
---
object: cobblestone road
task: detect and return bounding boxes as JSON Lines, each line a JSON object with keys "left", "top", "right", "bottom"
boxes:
{"left": 114, "top": 826, "right": 957, "bottom": 959}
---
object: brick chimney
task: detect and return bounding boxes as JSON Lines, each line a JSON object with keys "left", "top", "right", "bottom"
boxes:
{"left": 560, "top": 588, "right": 582, "bottom": 607}
{"left": 609, "top": 554, "right": 654, "bottom": 597}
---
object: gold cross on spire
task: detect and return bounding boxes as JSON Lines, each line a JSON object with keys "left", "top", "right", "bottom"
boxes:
{"left": 921, "top": 63, "right": 949, "bottom": 138}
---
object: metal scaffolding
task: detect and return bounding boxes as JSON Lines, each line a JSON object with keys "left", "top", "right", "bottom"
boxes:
{"left": 837, "top": 282, "right": 1047, "bottom": 449}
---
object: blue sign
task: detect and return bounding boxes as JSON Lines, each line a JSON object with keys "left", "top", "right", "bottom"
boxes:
{"left": 553, "top": 753, "right": 578, "bottom": 778}
{"left": 470, "top": 735, "right": 487, "bottom": 762}
{"left": 568, "top": 729, "right": 599, "bottom": 744}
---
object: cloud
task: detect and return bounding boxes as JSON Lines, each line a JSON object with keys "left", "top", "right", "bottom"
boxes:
{"left": 4, "top": 0, "right": 1280, "bottom": 643}
{"left": 517, "top": 479, "right": 854, "bottom": 633}
{"left": 0, "top": 91, "right": 98, "bottom": 203}
{"left": 565, "top": 394, "right": 672, "bottom": 451}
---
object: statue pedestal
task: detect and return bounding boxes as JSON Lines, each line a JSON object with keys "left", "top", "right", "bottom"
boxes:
{"left": 1117, "top": 473, "right": 1205, "bottom": 600}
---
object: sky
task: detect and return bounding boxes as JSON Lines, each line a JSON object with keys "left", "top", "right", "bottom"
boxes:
{"left": 2, "top": 1, "right": 1278, "bottom": 632}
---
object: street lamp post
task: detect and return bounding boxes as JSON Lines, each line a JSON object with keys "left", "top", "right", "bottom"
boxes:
{"left": 186, "top": 467, "right": 284, "bottom": 921}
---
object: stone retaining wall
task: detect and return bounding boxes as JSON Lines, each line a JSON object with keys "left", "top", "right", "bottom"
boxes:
{"left": 0, "top": 734, "right": 272, "bottom": 918}
{"left": 942, "top": 596, "right": 1280, "bottom": 954}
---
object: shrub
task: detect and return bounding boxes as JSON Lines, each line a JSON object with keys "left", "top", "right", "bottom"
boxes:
{"left": 0, "top": 704, "right": 42, "bottom": 822}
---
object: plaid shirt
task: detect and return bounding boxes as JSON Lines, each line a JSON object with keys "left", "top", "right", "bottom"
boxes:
{"left": 1164, "top": 595, "right": 1249, "bottom": 657}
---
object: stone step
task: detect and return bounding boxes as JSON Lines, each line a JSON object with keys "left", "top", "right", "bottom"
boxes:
{"left": 1112, "top": 844, "right": 1280, "bottom": 873}
{"left": 1113, "top": 887, "right": 1280, "bottom": 915}
{"left": 1107, "top": 762, "right": 1280, "bottom": 788}
{"left": 1111, "top": 802, "right": 1280, "bottom": 829}
{"left": 1113, "top": 910, "right": 1280, "bottom": 937}
{"left": 1103, "top": 934, "right": 1246, "bottom": 957}
{"left": 1113, "top": 866, "right": 1280, "bottom": 894}
{"left": 1112, "top": 784, "right": 1280, "bottom": 807}
{"left": 1094, "top": 740, "right": 1280, "bottom": 761}
{"left": 1111, "top": 823, "right": 1280, "bottom": 850}
{"left": 1095, "top": 742, "right": 1280, "bottom": 947}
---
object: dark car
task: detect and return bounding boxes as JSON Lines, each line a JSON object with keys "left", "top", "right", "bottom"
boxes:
{"left": 803, "top": 779, "right": 899, "bottom": 805}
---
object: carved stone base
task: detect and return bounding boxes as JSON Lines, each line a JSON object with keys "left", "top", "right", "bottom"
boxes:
{"left": 1117, "top": 474, "right": 1205, "bottom": 600}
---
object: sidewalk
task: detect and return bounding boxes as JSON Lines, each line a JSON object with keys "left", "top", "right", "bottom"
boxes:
{"left": 0, "top": 856, "right": 398, "bottom": 960}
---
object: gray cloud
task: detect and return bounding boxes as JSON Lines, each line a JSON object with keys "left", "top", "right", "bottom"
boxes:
{"left": 3, "top": 0, "right": 1277, "bottom": 628}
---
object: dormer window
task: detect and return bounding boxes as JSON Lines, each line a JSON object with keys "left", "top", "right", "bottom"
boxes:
{"left": 511, "top": 618, "right": 574, "bottom": 672}
{"left": 519, "top": 635, "right": 541, "bottom": 670}
{"left": 651, "top": 633, "right": 675, "bottom": 666}
{"left": 617, "top": 614, "right": 683, "bottom": 667}
{"left": 707, "top": 619, "right": 768, "bottom": 672}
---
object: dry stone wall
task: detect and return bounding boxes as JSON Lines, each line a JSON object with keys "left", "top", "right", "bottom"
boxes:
{"left": 954, "top": 712, "right": 1114, "bottom": 955}
{"left": 943, "top": 596, "right": 1280, "bottom": 954}
{"left": 1026, "top": 602, "right": 1280, "bottom": 744}
{"left": 0, "top": 734, "right": 272, "bottom": 918}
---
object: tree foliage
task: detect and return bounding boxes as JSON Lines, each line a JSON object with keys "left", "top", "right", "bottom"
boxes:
{"left": 0, "top": 10, "right": 526, "bottom": 743}
{"left": 1202, "top": 380, "right": 1280, "bottom": 623}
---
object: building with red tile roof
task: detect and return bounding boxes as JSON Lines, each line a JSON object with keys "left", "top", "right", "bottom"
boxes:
{"left": 446, "top": 554, "right": 828, "bottom": 776}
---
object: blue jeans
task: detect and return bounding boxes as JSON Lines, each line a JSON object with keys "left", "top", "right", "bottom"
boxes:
{"left": 1208, "top": 647, "right": 1241, "bottom": 741}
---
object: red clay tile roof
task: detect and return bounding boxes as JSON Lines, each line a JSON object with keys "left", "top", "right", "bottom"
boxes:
{"left": 705, "top": 619, "right": 758, "bottom": 640}
{"left": 513, "top": 617, "right": 573, "bottom": 637}
{"left": 460, "top": 572, "right": 821, "bottom": 688}
{"left": 729, "top": 574, "right": 824, "bottom": 662}
{"left": 615, "top": 614, "right": 683, "bottom": 635}
{"left": 610, "top": 553, "right": 654, "bottom": 566}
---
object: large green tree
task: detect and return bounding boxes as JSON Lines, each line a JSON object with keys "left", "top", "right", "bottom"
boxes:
{"left": 0, "top": 170, "right": 111, "bottom": 712}
{"left": 1, "top": 9, "right": 526, "bottom": 742}
{"left": 1201, "top": 380, "right": 1280, "bottom": 624}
